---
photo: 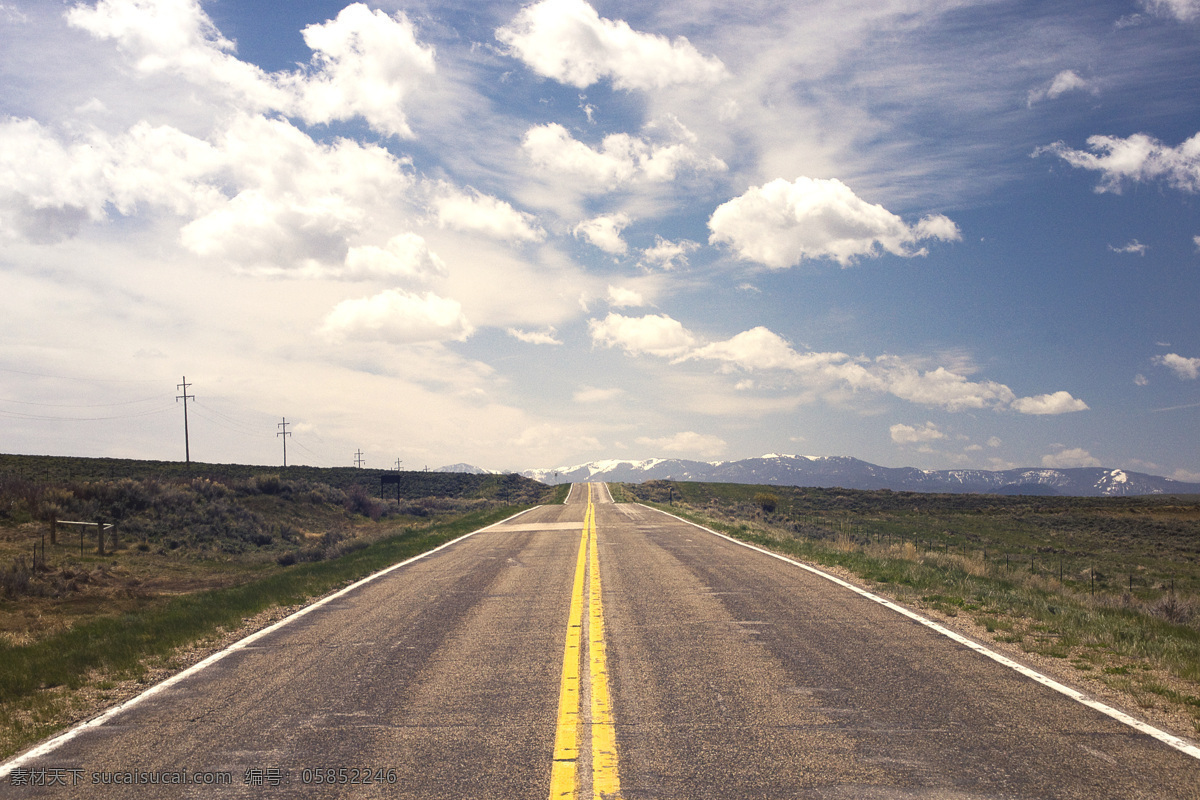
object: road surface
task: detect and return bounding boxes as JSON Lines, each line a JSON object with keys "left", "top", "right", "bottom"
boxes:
{"left": 4, "top": 483, "right": 1199, "bottom": 798}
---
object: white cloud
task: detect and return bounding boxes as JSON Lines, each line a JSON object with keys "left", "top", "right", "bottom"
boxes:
{"left": 673, "top": 325, "right": 1087, "bottom": 415}
{"left": 68, "top": 0, "right": 435, "bottom": 139}
{"left": 320, "top": 289, "right": 473, "bottom": 344}
{"left": 589, "top": 312, "right": 697, "bottom": 357}
{"left": 522, "top": 122, "right": 725, "bottom": 191}
{"left": 66, "top": 0, "right": 285, "bottom": 109}
{"left": 342, "top": 234, "right": 445, "bottom": 282}
{"left": 179, "top": 115, "right": 413, "bottom": 272}
{"left": 573, "top": 386, "right": 623, "bottom": 404}
{"left": 0, "top": 109, "right": 420, "bottom": 274}
{"left": 890, "top": 421, "right": 945, "bottom": 444}
{"left": 1042, "top": 447, "right": 1102, "bottom": 468}
{"left": 1037, "top": 132, "right": 1200, "bottom": 193}
{"left": 1010, "top": 390, "right": 1091, "bottom": 415}
{"left": 291, "top": 4, "right": 436, "bottom": 139}
{"left": 987, "top": 436, "right": 1003, "bottom": 448}
{"left": 0, "top": 116, "right": 223, "bottom": 242}
{"left": 509, "top": 422, "right": 600, "bottom": 453}
{"left": 1109, "top": 240, "right": 1148, "bottom": 255}
{"left": 1173, "top": 467, "right": 1200, "bottom": 483}
{"left": 635, "top": 431, "right": 727, "bottom": 458}
{"left": 1027, "top": 70, "right": 1093, "bottom": 107}
{"left": 507, "top": 326, "right": 563, "bottom": 345}
{"left": 1155, "top": 352, "right": 1200, "bottom": 379}
{"left": 606, "top": 285, "right": 645, "bottom": 308}
{"left": 495, "top": 0, "right": 726, "bottom": 91}
{"left": 707, "top": 177, "right": 960, "bottom": 269}
{"left": 574, "top": 213, "right": 630, "bottom": 254}
{"left": 1139, "top": 0, "right": 1200, "bottom": 22}
{"left": 430, "top": 184, "right": 544, "bottom": 242}
{"left": 1135, "top": 373, "right": 1149, "bottom": 386}
{"left": 686, "top": 327, "right": 827, "bottom": 372}
{"left": 639, "top": 236, "right": 700, "bottom": 270}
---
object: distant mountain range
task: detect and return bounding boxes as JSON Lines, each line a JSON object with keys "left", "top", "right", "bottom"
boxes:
{"left": 491, "top": 454, "right": 1200, "bottom": 497}
{"left": 434, "top": 463, "right": 501, "bottom": 475}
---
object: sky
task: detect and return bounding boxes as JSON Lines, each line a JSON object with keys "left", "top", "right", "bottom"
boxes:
{"left": 0, "top": 0, "right": 1198, "bottom": 477}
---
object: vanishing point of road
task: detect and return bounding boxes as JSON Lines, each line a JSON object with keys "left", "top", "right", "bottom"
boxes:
{"left": 4, "top": 483, "right": 1199, "bottom": 798}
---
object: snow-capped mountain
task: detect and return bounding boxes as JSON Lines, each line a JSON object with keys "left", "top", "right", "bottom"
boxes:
{"left": 434, "top": 463, "right": 502, "bottom": 475}
{"left": 521, "top": 454, "right": 1200, "bottom": 497}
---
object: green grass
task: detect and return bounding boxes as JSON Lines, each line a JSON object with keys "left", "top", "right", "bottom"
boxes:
{"left": 623, "top": 482, "right": 1200, "bottom": 734}
{"left": 0, "top": 504, "right": 531, "bottom": 758}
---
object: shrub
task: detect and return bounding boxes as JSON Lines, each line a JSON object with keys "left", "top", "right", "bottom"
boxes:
{"left": 754, "top": 492, "right": 779, "bottom": 514}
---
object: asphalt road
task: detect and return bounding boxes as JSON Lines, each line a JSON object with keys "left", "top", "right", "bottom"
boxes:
{"left": 5, "top": 483, "right": 1200, "bottom": 798}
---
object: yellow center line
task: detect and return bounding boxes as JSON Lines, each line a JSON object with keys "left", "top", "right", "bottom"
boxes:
{"left": 549, "top": 493, "right": 589, "bottom": 799}
{"left": 549, "top": 483, "right": 622, "bottom": 800}
{"left": 588, "top": 486, "right": 622, "bottom": 798}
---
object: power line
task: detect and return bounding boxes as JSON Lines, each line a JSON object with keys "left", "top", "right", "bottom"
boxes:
{"left": 0, "top": 365, "right": 164, "bottom": 384}
{"left": 292, "top": 439, "right": 335, "bottom": 467}
{"left": 190, "top": 401, "right": 269, "bottom": 438}
{"left": 0, "top": 394, "right": 166, "bottom": 408}
{"left": 0, "top": 404, "right": 175, "bottom": 422}
{"left": 354, "top": 449, "right": 365, "bottom": 469}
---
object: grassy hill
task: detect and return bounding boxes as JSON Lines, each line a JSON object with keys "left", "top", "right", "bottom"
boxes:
{"left": 0, "top": 453, "right": 560, "bottom": 758}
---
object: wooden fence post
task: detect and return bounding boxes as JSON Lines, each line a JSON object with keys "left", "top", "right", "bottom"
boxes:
{"left": 96, "top": 518, "right": 105, "bottom": 556}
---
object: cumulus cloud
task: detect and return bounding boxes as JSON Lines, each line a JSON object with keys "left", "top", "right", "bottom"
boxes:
{"left": 1042, "top": 447, "right": 1102, "bottom": 468}
{"left": 495, "top": 0, "right": 726, "bottom": 91}
{"left": 507, "top": 326, "right": 563, "bottom": 345}
{"left": 180, "top": 188, "right": 355, "bottom": 271}
{"left": 656, "top": 323, "right": 1088, "bottom": 415}
{"left": 68, "top": 0, "right": 435, "bottom": 139}
{"left": 1027, "top": 70, "right": 1094, "bottom": 107}
{"left": 635, "top": 431, "right": 727, "bottom": 458}
{"left": 574, "top": 213, "right": 630, "bottom": 254}
{"left": 1109, "top": 240, "right": 1148, "bottom": 255}
{"left": 1036, "top": 132, "right": 1200, "bottom": 193}
{"left": 606, "top": 285, "right": 645, "bottom": 307}
{"left": 291, "top": 4, "right": 436, "bottom": 139}
{"left": 574, "top": 385, "right": 623, "bottom": 403}
{"left": 320, "top": 289, "right": 473, "bottom": 344}
{"left": 66, "top": 0, "right": 284, "bottom": 108}
{"left": 639, "top": 236, "right": 700, "bottom": 270}
{"left": 430, "top": 185, "right": 544, "bottom": 242}
{"left": 1139, "top": 0, "right": 1200, "bottom": 22}
{"left": 522, "top": 122, "right": 725, "bottom": 191}
{"left": 1010, "top": 390, "right": 1091, "bottom": 415}
{"left": 342, "top": 234, "right": 445, "bottom": 281}
{"left": 1155, "top": 352, "right": 1200, "bottom": 379}
{"left": 589, "top": 312, "right": 697, "bottom": 357}
{"left": 890, "top": 422, "right": 945, "bottom": 444}
{"left": 707, "top": 177, "right": 960, "bottom": 269}
{"left": 179, "top": 114, "right": 413, "bottom": 271}
{"left": 0, "top": 107, "right": 421, "bottom": 275}
{"left": 0, "top": 116, "right": 222, "bottom": 240}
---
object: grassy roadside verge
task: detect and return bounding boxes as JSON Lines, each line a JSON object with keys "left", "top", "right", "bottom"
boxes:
{"left": 628, "top": 492, "right": 1200, "bottom": 739}
{"left": 0, "top": 503, "right": 534, "bottom": 760}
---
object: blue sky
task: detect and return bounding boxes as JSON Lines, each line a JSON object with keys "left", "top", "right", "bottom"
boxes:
{"left": 0, "top": 0, "right": 1198, "bottom": 477}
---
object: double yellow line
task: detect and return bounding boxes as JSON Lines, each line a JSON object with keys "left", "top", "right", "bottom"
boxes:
{"left": 550, "top": 484, "right": 621, "bottom": 799}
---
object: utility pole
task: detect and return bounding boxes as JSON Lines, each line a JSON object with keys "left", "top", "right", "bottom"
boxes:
{"left": 354, "top": 450, "right": 366, "bottom": 469}
{"left": 394, "top": 458, "right": 403, "bottom": 471}
{"left": 277, "top": 417, "right": 292, "bottom": 467}
{"left": 176, "top": 376, "right": 194, "bottom": 468}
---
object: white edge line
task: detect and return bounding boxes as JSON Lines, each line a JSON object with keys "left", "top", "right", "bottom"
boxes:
{"left": 0, "top": 505, "right": 542, "bottom": 777}
{"left": 638, "top": 503, "right": 1200, "bottom": 762}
